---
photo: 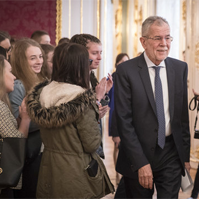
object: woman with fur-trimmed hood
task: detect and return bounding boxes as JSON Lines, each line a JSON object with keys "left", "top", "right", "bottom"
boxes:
{"left": 26, "top": 43, "right": 114, "bottom": 198}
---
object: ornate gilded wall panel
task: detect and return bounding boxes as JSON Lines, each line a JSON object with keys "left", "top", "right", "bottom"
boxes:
{"left": 97, "top": 0, "right": 101, "bottom": 39}
{"left": 56, "top": 0, "right": 62, "bottom": 45}
{"left": 115, "top": 0, "right": 122, "bottom": 54}
{"left": 195, "top": 42, "right": 199, "bottom": 68}
{"left": 182, "top": 0, "right": 186, "bottom": 33}
{"left": 0, "top": 1, "right": 57, "bottom": 45}
{"left": 133, "top": 0, "right": 143, "bottom": 57}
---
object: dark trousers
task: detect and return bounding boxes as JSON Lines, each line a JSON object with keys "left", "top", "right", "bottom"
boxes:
{"left": 191, "top": 164, "right": 199, "bottom": 199}
{"left": 13, "top": 153, "right": 42, "bottom": 198}
{"left": 114, "top": 176, "right": 126, "bottom": 199}
{"left": 0, "top": 188, "right": 14, "bottom": 198}
{"left": 123, "top": 135, "right": 182, "bottom": 199}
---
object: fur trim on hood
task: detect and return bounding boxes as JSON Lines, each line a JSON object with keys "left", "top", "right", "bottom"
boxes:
{"left": 26, "top": 81, "right": 98, "bottom": 128}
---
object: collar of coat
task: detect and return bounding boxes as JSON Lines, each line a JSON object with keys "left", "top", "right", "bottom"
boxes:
{"left": 26, "top": 80, "right": 98, "bottom": 128}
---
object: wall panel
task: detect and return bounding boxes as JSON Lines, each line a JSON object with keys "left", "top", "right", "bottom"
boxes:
{"left": 0, "top": 0, "right": 57, "bottom": 45}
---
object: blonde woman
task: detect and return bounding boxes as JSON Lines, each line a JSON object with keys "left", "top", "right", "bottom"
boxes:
{"left": 9, "top": 38, "right": 44, "bottom": 198}
{"left": 0, "top": 55, "right": 30, "bottom": 198}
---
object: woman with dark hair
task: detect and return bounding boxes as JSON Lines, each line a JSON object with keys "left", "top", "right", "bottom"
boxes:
{"left": 51, "top": 42, "right": 69, "bottom": 81}
{"left": 40, "top": 44, "right": 55, "bottom": 80}
{"left": 26, "top": 43, "right": 114, "bottom": 198}
{"left": 0, "top": 55, "right": 30, "bottom": 198}
{"left": 70, "top": 34, "right": 113, "bottom": 158}
{"left": 70, "top": 34, "right": 113, "bottom": 120}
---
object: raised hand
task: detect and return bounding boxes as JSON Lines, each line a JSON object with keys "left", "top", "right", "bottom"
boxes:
{"left": 106, "top": 73, "right": 113, "bottom": 93}
{"left": 19, "top": 98, "right": 30, "bottom": 121}
{"left": 95, "top": 77, "right": 107, "bottom": 101}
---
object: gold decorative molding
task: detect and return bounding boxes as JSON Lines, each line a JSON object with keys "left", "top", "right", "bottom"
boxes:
{"left": 97, "top": 0, "right": 100, "bottom": 39}
{"left": 182, "top": 0, "right": 186, "bottom": 33}
{"left": 139, "top": 6, "right": 142, "bottom": 25}
{"left": 115, "top": 0, "right": 122, "bottom": 54}
{"left": 133, "top": 0, "right": 143, "bottom": 57}
{"left": 190, "top": 147, "right": 199, "bottom": 162}
{"left": 133, "top": 0, "right": 142, "bottom": 57}
{"left": 195, "top": 42, "right": 199, "bottom": 68}
{"left": 56, "top": 0, "right": 62, "bottom": 45}
{"left": 182, "top": 0, "right": 186, "bottom": 21}
{"left": 134, "top": 1, "right": 142, "bottom": 25}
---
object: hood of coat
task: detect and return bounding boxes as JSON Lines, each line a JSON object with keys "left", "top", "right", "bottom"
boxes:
{"left": 26, "top": 80, "right": 97, "bottom": 128}
{"left": 39, "top": 81, "right": 86, "bottom": 108}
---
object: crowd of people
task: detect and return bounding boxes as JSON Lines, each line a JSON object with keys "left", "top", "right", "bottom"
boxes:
{"left": 0, "top": 15, "right": 198, "bottom": 199}
{"left": 0, "top": 30, "right": 114, "bottom": 198}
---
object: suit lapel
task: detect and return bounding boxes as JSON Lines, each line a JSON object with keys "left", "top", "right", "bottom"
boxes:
{"left": 138, "top": 55, "right": 157, "bottom": 116}
{"left": 165, "top": 58, "right": 175, "bottom": 121}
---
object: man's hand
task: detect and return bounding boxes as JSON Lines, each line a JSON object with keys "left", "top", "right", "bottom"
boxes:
{"left": 138, "top": 164, "right": 153, "bottom": 189}
{"left": 185, "top": 162, "right": 191, "bottom": 172}
{"left": 106, "top": 73, "right": 113, "bottom": 93}
{"left": 112, "top": 136, "right": 120, "bottom": 148}
{"left": 19, "top": 98, "right": 30, "bottom": 121}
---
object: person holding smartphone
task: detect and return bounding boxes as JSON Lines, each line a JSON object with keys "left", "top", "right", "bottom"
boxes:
{"left": 70, "top": 34, "right": 113, "bottom": 158}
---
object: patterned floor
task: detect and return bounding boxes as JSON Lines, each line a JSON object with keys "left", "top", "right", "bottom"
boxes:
{"left": 102, "top": 115, "right": 197, "bottom": 199}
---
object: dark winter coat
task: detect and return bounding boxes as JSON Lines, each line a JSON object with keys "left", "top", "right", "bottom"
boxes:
{"left": 26, "top": 81, "right": 114, "bottom": 198}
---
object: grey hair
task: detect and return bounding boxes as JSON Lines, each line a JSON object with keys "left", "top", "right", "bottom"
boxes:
{"left": 142, "top": 16, "right": 169, "bottom": 36}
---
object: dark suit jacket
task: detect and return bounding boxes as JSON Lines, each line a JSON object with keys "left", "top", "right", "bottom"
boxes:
{"left": 115, "top": 53, "right": 190, "bottom": 178}
{"left": 108, "top": 72, "right": 119, "bottom": 137}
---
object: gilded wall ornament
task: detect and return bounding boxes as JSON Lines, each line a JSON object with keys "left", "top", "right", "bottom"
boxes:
{"left": 133, "top": 0, "right": 142, "bottom": 57}
{"left": 115, "top": 0, "right": 122, "bottom": 54}
{"left": 56, "top": 0, "right": 62, "bottom": 45}
{"left": 182, "top": 0, "right": 186, "bottom": 33}
{"left": 195, "top": 42, "right": 199, "bottom": 68}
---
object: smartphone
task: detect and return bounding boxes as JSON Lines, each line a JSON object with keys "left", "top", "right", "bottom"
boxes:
{"left": 100, "top": 95, "right": 110, "bottom": 106}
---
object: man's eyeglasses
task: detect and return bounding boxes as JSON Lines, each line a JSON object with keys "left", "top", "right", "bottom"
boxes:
{"left": 89, "top": 59, "right": 93, "bottom": 65}
{"left": 143, "top": 36, "right": 173, "bottom": 43}
{"left": 5, "top": 46, "right": 12, "bottom": 53}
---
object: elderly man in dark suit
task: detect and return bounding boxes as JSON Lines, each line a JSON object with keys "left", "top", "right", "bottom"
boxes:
{"left": 114, "top": 16, "right": 190, "bottom": 199}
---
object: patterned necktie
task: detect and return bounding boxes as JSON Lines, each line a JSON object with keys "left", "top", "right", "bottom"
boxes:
{"left": 153, "top": 66, "right": 165, "bottom": 149}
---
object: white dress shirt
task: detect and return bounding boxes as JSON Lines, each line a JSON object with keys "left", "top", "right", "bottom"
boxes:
{"left": 144, "top": 52, "right": 171, "bottom": 137}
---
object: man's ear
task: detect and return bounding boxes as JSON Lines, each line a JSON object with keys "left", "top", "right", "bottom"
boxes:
{"left": 140, "top": 37, "right": 146, "bottom": 50}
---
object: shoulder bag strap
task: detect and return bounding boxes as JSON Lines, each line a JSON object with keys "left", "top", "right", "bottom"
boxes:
{"left": 189, "top": 96, "right": 199, "bottom": 130}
